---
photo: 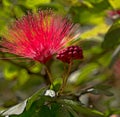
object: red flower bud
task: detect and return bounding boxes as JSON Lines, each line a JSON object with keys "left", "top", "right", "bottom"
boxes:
{"left": 56, "top": 46, "right": 83, "bottom": 63}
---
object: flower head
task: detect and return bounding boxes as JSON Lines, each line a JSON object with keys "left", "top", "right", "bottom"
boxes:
{"left": 0, "top": 10, "right": 80, "bottom": 64}
{"left": 56, "top": 45, "right": 83, "bottom": 63}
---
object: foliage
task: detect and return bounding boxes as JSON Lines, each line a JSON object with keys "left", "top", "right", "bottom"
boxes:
{"left": 0, "top": 0, "right": 120, "bottom": 117}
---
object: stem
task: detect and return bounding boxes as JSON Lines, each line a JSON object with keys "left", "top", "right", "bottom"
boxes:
{"left": 45, "top": 65, "right": 53, "bottom": 84}
{"left": 59, "top": 62, "right": 72, "bottom": 94}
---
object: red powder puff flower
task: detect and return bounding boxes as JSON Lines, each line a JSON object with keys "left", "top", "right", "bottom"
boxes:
{"left": 0, "top": 10, "right": 80, "bottom": 64}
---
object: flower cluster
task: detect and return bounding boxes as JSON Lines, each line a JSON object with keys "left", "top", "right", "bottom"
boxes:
{"left": 0, "top": 10, "right": 81, "bottom": 64}
{"left": 56, "top": 45, "right": 83, "bottom": 63}
{"left": 107, "top": 9, "right": 120, "bottom": 19}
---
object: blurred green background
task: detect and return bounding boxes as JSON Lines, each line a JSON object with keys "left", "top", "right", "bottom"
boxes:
{"left": 0, "top": 0, "right": 120, "bottom": 115}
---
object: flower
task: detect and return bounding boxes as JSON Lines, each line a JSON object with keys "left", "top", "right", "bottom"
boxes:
{"left": 107, "top": 9, "right": 120, "bottom": 19}
{"left": 56, "top": 45, "right": 83, "bottom": 63}
{"left": 0, "top": 10, "right": 80, "bottom": 64}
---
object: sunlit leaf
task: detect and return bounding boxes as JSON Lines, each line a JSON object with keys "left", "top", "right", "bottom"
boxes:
{"left": 30, "top": 63, "right": 42, "bottom": 73}
{"left": 4, "top": 64, "right": 18, "bottom": 80}
{"left": 108, "top": 0, "right": 120, "bottom": 9}
{"left": 70, "top": 6, "right": 104, "bottom": 25}
{"left": 54, "top": 0, "right": 80, "bottom": 6}
{"left": 2, "top": 100, "right": 27, "bottom": 116}
{"left": 18, "top": 69, "right": 29, "bottom": 86}
{"left": 81, "top": 24, "right": 110, "bottom": 40}
{"left": 2, "top": 0, "right": 11, "bottom": 7}
{"left": 13, "top": 5, "right": 25, "bottom": 18}
{"left": 26, "top": 0, "right": 51, "bottom": 8}
{"left": 84, "top": 0, "right": 103, "bottom": 4}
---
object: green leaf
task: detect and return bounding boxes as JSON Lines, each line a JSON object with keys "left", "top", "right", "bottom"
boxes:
{"left": 104, "top": 109, "right": 120, "bottom": 117}
{"left": 39, "top": 105, "right": 51, "bottom": 117}
{"left": 26, "top": 87, "right": 47, "bottom": 110}
{"left": 87, "top": 85, "right": 114, "bottom": 96}
{"left": 13, "top": 5, "right": 25, "bottom": 18}
{"left": 10, "top": 101, "right": 40, "bottom": 117}
{"left": 60, "top": 99, "right": 104, "bottom": 117}
{"left": 1, "top": 87, "right": 47, "bottom": 116}
{"left": 76, "top": 63, "right": 99, "bottom": 85}
{"left": 18, "top": 69, "right": 29, "bottom": 86}
{"left": 2, "top": 0, "right": 11, "bottom": 7}
{"left": 84, "top": 0, "right": 103, "bottom": 4}
{"left": 81, "top": 24, "right": 109, "bottom": 39}
{"left": 51, "top": 103, "right": 71, "bottom": 117}
{"left": 4, "top": 64, "right": 18, "bottom": 80}
{"left": 108, "top": 0, "right": 120, "bottom": 9}
{"left": 30, "top": 63, "right": 42, "bottom": 73}
{"left": 51, "top": 103, "right": 61, "bottom": 115}
{"left": 70, "top": 6, "right": 104, "bottom": 25}
{"left": 25, "top": 0, "right": 51, "bottom": 8}
{"left": 102, "top": 20, "right": 120, "bottom": 49}
{"left": 2, "top": 100, "right": 27, "bottom": 116}
{"left": 54, "top": 106, "right": 71, "bottom": 117}
{"left": 50, "top": 78, "right": 61, "bottom": 92}
{"left": 66, "top": 106, "right": 79, "bottom": 117}
{"left": 109, "top": 45, "right": 120, "bottom": 67}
